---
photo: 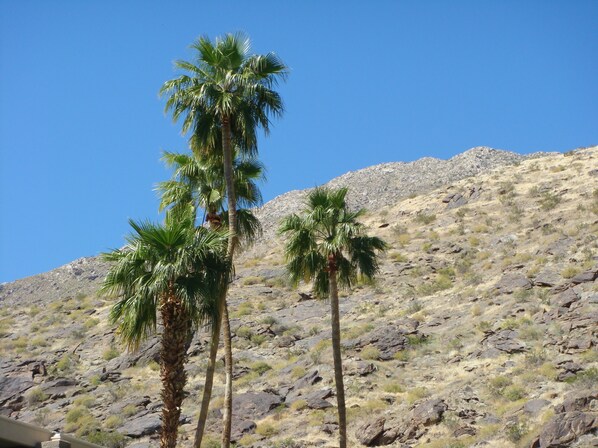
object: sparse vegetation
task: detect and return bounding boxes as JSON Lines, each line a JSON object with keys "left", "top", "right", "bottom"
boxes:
{"left": 414, "top": 211, "right": 436, "bottom": 225}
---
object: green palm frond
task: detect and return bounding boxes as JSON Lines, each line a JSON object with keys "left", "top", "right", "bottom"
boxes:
{"left": 101, "top": 217, "right": 229, "bottom": 350}
{"left": 279, "top": 187, "right": 387, "bottom": 299}
{"left": 158, "top": 145, "right": 264, "bottom": 240}
{"left": 221, "top": 208, "right": 262, "bottom": 245}
{"left": 160, "top": 32, "right": 287, "bottom": 157}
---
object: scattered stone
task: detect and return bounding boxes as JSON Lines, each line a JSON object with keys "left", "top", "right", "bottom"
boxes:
{"left": 304, "top": 388, "right": 334, "bottom": 409}
{"left": 545, "top": 237, "right": 574, "bottom": 257}
{"left": 276, "top": 335, "right": 295, "bottom": 348}
{"left": 294, "top": 370, "right": 322, "bottom": 389}
{"left": 0, "top": 375, "right": 33, "bottom": 411}
{"left": 346, "top": 361, "right": 377, "bottom": 376}
{"left": 556, "top": 360, "right": 583, "bottom": 382}
{"left": 524, "top": 399, "right": 550, "bottom": 415}
{"left": 532, "top": 391, "right": 598, "bottom": 447}
{"left": 495, "top": 273, "right": 532, "bottom": 294}
{"left": 321, "top": 423, "right": 338, "bottom": 434}
{"left": 356, "top": 417, "right": 386, "bottom": 446}
{"left": 40, "top": 378, "right": 77, "bottom": 399}
{"left": 482, "top": 329, "right": 526, "bottom": 353}
{"left": 411, "top": 398, "right": 448, "bottom": 426}
{"left": 231, "top": 419, "right": 257, "bottom": 442}
{"left": 453, "top": 426, "right": 476, "bottom": 437}
{"left": 570, "top": 268, "right": 598, "bottom": 284}
{"left": 232, "top": 391, "right": 283, "bottom": 420}
{"left": 355, "top": 325, "right": 410, "bottom": 360}
{"left": 443, "top": 192, "right": 468, "bottom": 209}
{"left": 534, "top": 269, "right": 561, "bottom": 287}
{"left": 119, "top": 413, "right": 161, "bottom": 437}
{"left": 554, "top": 288, "right": 580, "bottom": 308}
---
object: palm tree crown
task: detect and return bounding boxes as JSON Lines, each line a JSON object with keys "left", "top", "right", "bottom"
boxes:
{"left": 280, "top": 187, "right": 388, "bottom": 294}
{"left": 103, "top": 213, "right": 228, "bottom": 344}
{"left": 102, "top": 212, "right": 228, "bottom": 448}
{"left": 160, "top": 32, "right": 287, "bottom": 155}
{"left": 157, "top": 148, "right": 264, "bottom": 242}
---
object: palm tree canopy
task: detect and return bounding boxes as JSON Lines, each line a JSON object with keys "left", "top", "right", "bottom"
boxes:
{"left": 279, "top": 187, "right": 388, "bottom": 297}
{"left": 101, "top": 212, "right": 229, "bottom": 349}
{"left": 156, "top": 149, "right": 264, "bottom": 241}
{"left": 160, "top": 32, "right": 288, "bottom": 156}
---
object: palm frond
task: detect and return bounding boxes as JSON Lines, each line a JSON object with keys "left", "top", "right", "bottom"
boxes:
{"left": 279, "top": 187, "right": 387, "bottom": 299}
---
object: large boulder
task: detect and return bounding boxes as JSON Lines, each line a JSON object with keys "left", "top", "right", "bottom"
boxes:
{"left": 356, "top": 417, "right": 386, "bottom": 446}
{"left": 495, "top": 273, "right": 532, "bottom": 294}
{"left": 411, "top": 398, "right": 448, "bottom": 426}
{"left": 119, "top": 413, "right": 161, "bottom": 437}
{"left": 531, "top": 391, "right": 598, "bottom": 447}
{"left": 481, "top": 329, "right": 526, "bottom": 354}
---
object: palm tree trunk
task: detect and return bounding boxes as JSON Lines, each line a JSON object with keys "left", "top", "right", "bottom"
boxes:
{"left": 221, "top": 116, "right": 237, "bottom": 448}
{"left": 192, "top": 293, "right": 224, "bottom": 448}
{"left": 329, "top": 268, "right": 347, "bottom": 448}
{"left": 160, "top": 292, "right": 189, "bottom": 448}
{"left": 221, "top": 299, "right": 233, "bottom": 446}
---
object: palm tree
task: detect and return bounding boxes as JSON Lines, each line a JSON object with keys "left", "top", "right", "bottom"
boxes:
{"left": 101, "top": 211, "right": 228, "bottom": 448}
{"left": 157, "top": 148, "right": 264, "bottom": 241}
{"left": 160, "top": 32, "right": 287, "bottom": 448}
{"left": 279, "top": 187, "right": 387, "bottom": 448}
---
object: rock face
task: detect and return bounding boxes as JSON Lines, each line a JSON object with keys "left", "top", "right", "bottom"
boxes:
{"left": 481, "top": 329, "right": 526, "bottom": 354}
{"left": 495, "top": 273, "right": 532, "bottom": 294}
{"left": 254, "top": 146, "right": 545, "bottom": 241}
{"left": 356, "top": 417, "right": 386, "bottom": 446}
{"left": 229, "top": 391, "right": 284, "bottom": 442}
{"left": 532, "top": 391, "right": 598, "bottom": 447}
{"left": 355, "top": 398, "right": 448, "bottom": 446}
{"left": 410, "top": 398, "right": 448, "bottom": 426}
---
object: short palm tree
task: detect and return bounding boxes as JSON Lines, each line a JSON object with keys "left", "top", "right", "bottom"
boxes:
{"left": 101, "top": 211, "right": 228, "bottom": 448}
{"left": 279, "top": 187, "right": 387, "bottom": 448}
{"left": 161, "top": 32, "right": 287, "bottom": 448}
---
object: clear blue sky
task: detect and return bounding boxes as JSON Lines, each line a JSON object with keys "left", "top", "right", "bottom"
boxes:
{"left": 1, "top": 1, "right": 597, "bottom": 283}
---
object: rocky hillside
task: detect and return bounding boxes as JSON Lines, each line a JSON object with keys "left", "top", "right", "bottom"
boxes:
{"left": 1, "top": 145, "right": 597, "bottom": 448}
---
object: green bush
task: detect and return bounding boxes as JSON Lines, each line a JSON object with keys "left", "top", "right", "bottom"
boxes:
{"left": 102, "top": 346, "right": 120, "bottom": 361}
{"left": 539, "top": 191, "right": 561, "bottom": 210}
{"left": 241, "top": 276, "right": 264, "bottom": 286}
{"left": 26, "top": 387, "right": 48, "bottom": 405}
{"left": 415, "top": 212, "right": 436, "bottom": 225}
{"left": 66, "top": 406, "right": 89, "bottom": 423}
{"left": 255, "top": 422, "right": 279, "bottom": 437}
{"left": 236, "top": 326, "right": 253, "bottom": 339}
{"left": 488, "top": 376, "right": 512, "bottom": 395}
{"left": 360, "top": 345, "right": 380, "bottom": 360}
{"left": 251, "top": 361, "right": 272, "bottom": 376}
{"left": 505, "top": 421, "right": 527, "bottom": 443}
{"left": 104, "top": 415, "right": 124, "bottom": 429}
{"left": 73, "top": 395, "right": 95, "bottom": 407}
{"left": 85, "top": 431, "right": 126, "bottom": 448}
{"left": 502, "top": 385, "right": 526, "bottom": 401}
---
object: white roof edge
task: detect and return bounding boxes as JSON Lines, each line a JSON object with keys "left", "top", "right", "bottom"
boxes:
{"left": 0, "top": 415, "right": 103, "bottom": 448}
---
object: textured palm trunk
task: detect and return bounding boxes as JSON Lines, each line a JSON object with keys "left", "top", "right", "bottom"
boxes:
{"left": 192, "top": 117, "right": 238, "bottom": 448}
{"left": 328, "top": 265, "right": 347, "bottom": 448}
{"left": 160, "top": 290, "right": 189, "bottom": 448}
{"left": 220, "top": 116, "right": 237, "bottom": 448}
{"left": 192, "top": 289, "right": 225, "bottom": 448}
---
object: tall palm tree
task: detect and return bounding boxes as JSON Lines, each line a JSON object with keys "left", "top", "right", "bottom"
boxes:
{"left": 101, "top": 211, "right": 228, "bottom": 448}
{"left": 279, "top": 187, "right": 387, "bottom": 448}
{"left": 160, "top": 32, "right": 287, "bottom": 448}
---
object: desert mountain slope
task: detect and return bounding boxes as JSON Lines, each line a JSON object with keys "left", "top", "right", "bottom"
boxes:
{"left": 1, "top": 145, "right": 597, "bottom": 448}
{"left": 0, "top": 145, "right": 544, "bottom": 307}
